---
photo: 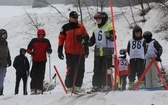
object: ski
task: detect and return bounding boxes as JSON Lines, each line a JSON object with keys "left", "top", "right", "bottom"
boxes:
{"left": 73, "top": 91, "right": 98, "bottom": 96}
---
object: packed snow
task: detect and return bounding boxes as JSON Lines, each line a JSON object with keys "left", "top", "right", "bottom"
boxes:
{"left": 0, "top": 2, "right": 168, "bottom": 105}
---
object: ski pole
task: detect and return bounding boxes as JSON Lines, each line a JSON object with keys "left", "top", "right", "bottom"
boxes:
{"left": 71, "top": 54, "right": 82, "bottom": 95}
{"left": 45, "top": 54, "right": 52, "bottom": 93}
{"left": 48, "top": 54, "right": 51, "bottom": 94}
{"left": 54, "top": 65, "right": 68, "bottom": 94}
{"left": 159, "top": 61, "right": 165, "bottom": 73}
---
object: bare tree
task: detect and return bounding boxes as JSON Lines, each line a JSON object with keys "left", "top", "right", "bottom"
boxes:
{"left": 92, "top": 0, "right": 110, "bottom": 12}
{"left": 42, "top": 0, "right": 68, "bottom": 20}
{"left": 128, "top": 0, "right": 137, "bottom": 25}
{"left": 138, "top": 0, "right": 146, "bottom": 22}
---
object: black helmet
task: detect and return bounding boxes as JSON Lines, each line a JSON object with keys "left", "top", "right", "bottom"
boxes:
{"left": 94, "top": 12, "right": 108, "bottom": 27}
{"left": 143, "top": 31, "right": 152, "bottom": 43}
{"left": 143, "top": 31, "right": 152, "bottom": 39}
{"left": 120, "top": 49, "right": 127, "bottom": 55}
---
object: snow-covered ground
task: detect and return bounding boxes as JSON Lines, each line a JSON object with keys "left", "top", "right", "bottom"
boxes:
{"left": 0, "top": 3, "right": 168, "bottom": 105}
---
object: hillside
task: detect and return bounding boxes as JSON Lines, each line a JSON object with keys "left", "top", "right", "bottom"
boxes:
{"left": 0, "top": 2, "right": 168, "bottom": 105}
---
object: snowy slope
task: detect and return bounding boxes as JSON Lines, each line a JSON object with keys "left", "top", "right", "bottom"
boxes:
{"left": 0, "top": 3, "right": 168, "bottom": 105}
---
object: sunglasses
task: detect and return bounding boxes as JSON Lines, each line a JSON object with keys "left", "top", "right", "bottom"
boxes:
{"left": 94, "top": 15, "right": 103, "bottom": 20}
{"left": 72, "top": 16, "right": 78, "bottom": 19}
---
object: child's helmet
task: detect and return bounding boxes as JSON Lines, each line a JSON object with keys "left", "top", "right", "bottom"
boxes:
{"left": 120, "top": 49, "right": 127, "bottom": 55}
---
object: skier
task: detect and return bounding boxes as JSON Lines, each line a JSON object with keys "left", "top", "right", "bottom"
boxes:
{"left": 57, "top": 11, "right": 89, "bottom": 93}
{"left": 0, "top": 29, "right": 11, "bottom": 95}
{"left": 27, "top": 29, "right": 52, "bottom": 94}
{"left": 118, "top": 49, "right": 129, "bottom": 91}
{"left": 87, "top": 12, "right": 115, "bottom": 92}
{"left": 127, "top": 25, "right": 147, "bottom": 90}
{"left": 143, "top": 31, "right": 163, "bottom": 88}
{"left": 13, "top": 48, "right": 30, "bottom": 95}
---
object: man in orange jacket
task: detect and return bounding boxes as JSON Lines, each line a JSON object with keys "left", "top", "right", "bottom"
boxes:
{"left": 58, "top": 11, "right": 89, "bottom": 93}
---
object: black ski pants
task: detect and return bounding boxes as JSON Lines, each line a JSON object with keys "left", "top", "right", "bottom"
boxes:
{"left": 92, "top": 55, "right": 113, "bottom": 88}
{"left": 30, "top": 61, "right": 46, "bottom": 91}
{"left": 65, "top": 54, "right": 85, "bottom": 88}
{"left": 15, "top": 74, "right": 28, "bottom": 95}
{"left": 129, "top": 58, "right": 145, "bottom": 82}
{"left": 120, "top": 75, "right": 127, "bottom": 90}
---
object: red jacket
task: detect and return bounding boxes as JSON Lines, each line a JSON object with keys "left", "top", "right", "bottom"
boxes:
{"left": 27, "top": 38, "right": 51, "bottom": 62}
{"left": 58, "top": 22, "right": 89, "bottom": 55}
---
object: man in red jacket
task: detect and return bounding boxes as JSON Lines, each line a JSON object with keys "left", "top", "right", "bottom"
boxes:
{"left": 27, "top": 29, "right": 52, "bottom": 94}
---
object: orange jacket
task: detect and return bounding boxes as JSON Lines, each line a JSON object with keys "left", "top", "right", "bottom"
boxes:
{"left": 58, "top": 22, "right": 89, "bottom": 55}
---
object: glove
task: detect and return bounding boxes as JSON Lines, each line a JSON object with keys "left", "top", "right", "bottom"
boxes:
{"left": 58, "top": 52, "right": 64, "bottom": 60}
{"left": 26, "top": 71, "right": 30, "bottom": 76}
{"left": 7, "top": 59, "right": 11, "bottom": 67}
{"left": 58, "top": 45, "right": 64, "bottom": 60}
{"left": 84, "top": 46, "right": 89, "bottom": 58}
{"left": 76, "top": 35, "right": 84, "bottom": 42}
{"left": 155, "top": 57, "right": 162, "bottom": 62}
{"left": 29, "top": 51, "right": 34, "bottom": 56}
{"left": 104, "top": 31, "right": 111, "bottom": 39}
{"left": 47, "top": 48, "right": 52, "bottom": 54}
{"left": 87, "top": 41, "right": 93, "bottom": 46}
{"left": 76, "top": 35, "right": 88, "bottom": 45}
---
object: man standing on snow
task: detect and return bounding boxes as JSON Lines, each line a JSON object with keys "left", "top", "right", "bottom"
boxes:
{"left": 57, "top": 11, "right": 89, "bottom": 93}
{"left": 127, "top": 25, "right": 147, "bottom": 90}
{"left": 0, "top": 29, "right": 11, "bottom": 95}
{"left": 87, "top": 12, "right": 115, "bottom": 92}
{"left": 27, "top": 29, "right": 52, "bottom": 94}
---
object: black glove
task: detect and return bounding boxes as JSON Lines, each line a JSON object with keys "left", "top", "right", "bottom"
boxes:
{"left": 7, "top": 59, "right": 11, "bottom": 67}
{"left": 76, "top": 35, "right": 88, "bottom": 45}
{"left": 87, "top": 41, "right": 93, "bottom": 46}
{"left": 84, "top": 46, "right": 89, "bottom": 57}
{"left": 58, "top": 52, "right": 64, "bottom": 60}
{"left": 76, "top": 35, "right": 84, "bottom": 42}
{"left": 29, "top": 51, "right": 34, "bottom": 56}
{"left": 47, "top": 48, "right": 52, "bottom": 54}
{"left": 58, "top": 45, "right": 64, "bottom": 60}
{"left": 155, "top": 57, "right": 162, "bottom": 62}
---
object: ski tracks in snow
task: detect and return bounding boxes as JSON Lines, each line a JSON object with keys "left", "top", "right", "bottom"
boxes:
{"left": 58, "top": 93, "right": 107, "bottom": 105}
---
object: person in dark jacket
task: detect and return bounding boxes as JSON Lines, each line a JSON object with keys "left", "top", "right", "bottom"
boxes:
{"left": 57, "top": 11, "right": 89, "bottom": 93}
{"left": 13, "top": 48, "right": 30, "bottom": 95}
{"left": 143, "top": 31, "right": 163, "bottom": 88}
{"left": 27, "top": 29, "right": 52, "bottom": 94}
{"left": 0, "top": 29, "right": 11, "bottom": 96}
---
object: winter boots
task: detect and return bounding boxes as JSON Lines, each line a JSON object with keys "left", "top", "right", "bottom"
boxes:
{"left": 0, "top": 87, "right": 3, "bottom": 96}
{"left": 128, "top": 82, "right": 134, "bottom": 90}
{"left": 31, "top": 89, "right": 42, "bottom": 95}
{"left": 67, "top": 86, "right": 85, "bottom": 93}
{"left": 91, "top": 86, "right": 112, "bottom": 92}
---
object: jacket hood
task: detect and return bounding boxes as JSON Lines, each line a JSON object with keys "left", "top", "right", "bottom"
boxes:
{"left": 0, "top": 29, "right": 7, "bottom": 39}
{"left": 20, "top": 48, "right": 26, "bottom": 55}
{"left": 132, "top": 25, "right": 143, "bottom": 40}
